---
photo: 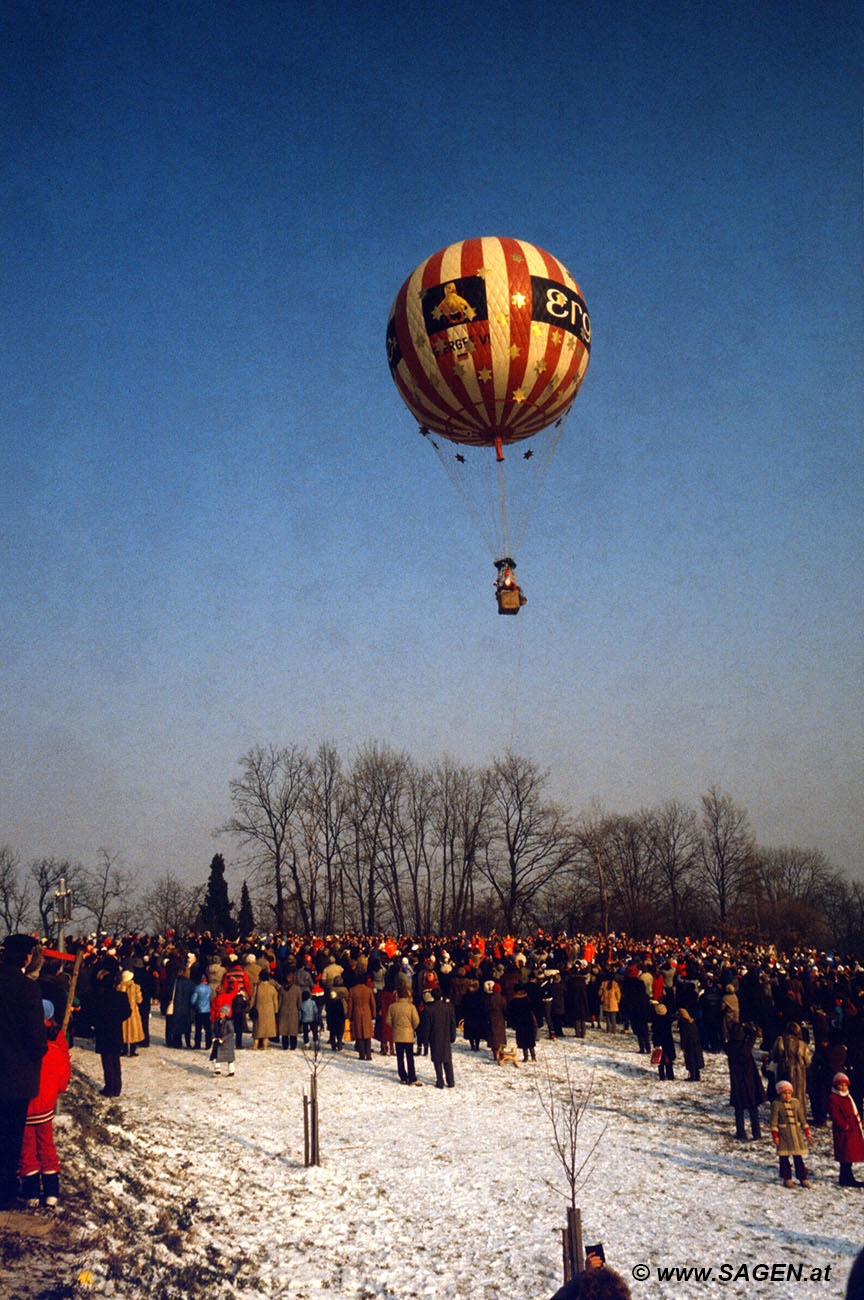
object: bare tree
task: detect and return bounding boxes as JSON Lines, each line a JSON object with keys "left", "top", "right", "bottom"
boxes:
{"left": 479, "top": 752, "right": 574, "bottom": 932}
{"left": 220, "top": 745, "right": 309, "bottom": 931}
{"left": 431, "top": 759, "right": 492, "bottom": 931}
{"left": 598, "top": 812, "right": 661, "bottom": 936}
{"left": 643, "top": 800, "right": 701, "bottom": 936}
{"left": 698, "top": 787, "right": 755, "bottom": 930}
{"left": 752, "top": 845, "right": 840, "bottom": 946}
{"left": 571, "top": 811, "right": 611, "bottom": 939}
{"left": 78, "top": 848, "right": 137, "bottom": 935}
{"left": 300, "top": 741, "right": 348, "bottom": 932}
{"left": 0, "top": 845, "right": 31, "bottom": 935}
{"left": 142, "top": 872, "right": 203, "bottom": 935}
{"left": 339, "top": 742, "right": 403, "bottom": 932}
{"left": 535, "top": 1051, "right": 605, "bottom": 1283}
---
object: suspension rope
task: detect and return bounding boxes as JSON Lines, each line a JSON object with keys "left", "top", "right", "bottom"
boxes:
{"left": 421, "top": 429, "right": 499, "bottom": 556}
{"left": 511, "top": 412, "right": 569, "bottom": 557}
{"left": 497, "top": 455, "right": 510, "bottom": 559}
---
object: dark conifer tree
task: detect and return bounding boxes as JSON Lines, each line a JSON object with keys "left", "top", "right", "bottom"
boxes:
{"left": 237, "top": 879, "right": 255, "bottom": 938}
{"left": 199, "top": 854, "right": 235, "bottom": 938}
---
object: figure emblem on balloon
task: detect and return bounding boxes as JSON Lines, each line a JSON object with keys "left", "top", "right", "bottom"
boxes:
{"left": 387, "top": 236, "right": 590, "bottom": 614}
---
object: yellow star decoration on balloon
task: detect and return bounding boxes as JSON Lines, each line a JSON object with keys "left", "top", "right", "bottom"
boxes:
{"left": 511, "top": 292, "right": 526, "bottom": 309}
{"left": 512, "top": 387, "right": 526, "bottom": 402}
{"left": 476, "top": 266, "right": 488, "bottom": 280}
{"left": 535, "top": 357, "right": 548, "bottom": 374}
{"left": 510, "top": 252, "right": 524, "bottom": 263}
{"left": 566, "top": 335, "right": 577, "bottom": 351}
{"left": 497, "top": 311, "right": 509, "bottom": 326}
{"left": 413, "top": 333, "right": 427, "bottom": 352}
{"left": 551, "top": 329, "right": 563, "bottom": 345}
{"left": 477, "top": 366, "right": 492, "bottom": 382}
{"left": 509, "top": 344, "right": 521, "bottom": 359}
{"left": 531, "top": 323, "right": 543, "bottom": 338}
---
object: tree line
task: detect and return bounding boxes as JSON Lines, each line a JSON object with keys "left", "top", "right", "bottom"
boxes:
{"left": 2, "top": 740, "right": 862, "bottom": 952}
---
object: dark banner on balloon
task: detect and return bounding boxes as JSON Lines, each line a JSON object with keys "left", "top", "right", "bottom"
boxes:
{"left": 421, "top": 277, "right": 489, "bottom": 337}
{"left": 531, "top": 277, "right": 591, "bottom": 350}
{"left": 386, "top": 314, "right": 402, "bottom": 373}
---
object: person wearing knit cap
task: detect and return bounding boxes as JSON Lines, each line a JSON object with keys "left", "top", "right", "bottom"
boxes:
{"left": 770, "top": 1080, "right": 812, "bottom": 1188}
{"left": 829, "top": 1072, "right": 864, "bottom": 1188}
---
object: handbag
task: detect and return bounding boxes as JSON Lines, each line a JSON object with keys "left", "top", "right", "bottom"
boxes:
{"left": 166, "top": 981, "right": 177, "bottom": 1017}
{"left": 650, "top": 1047, "right": 663, "bottom": 1065}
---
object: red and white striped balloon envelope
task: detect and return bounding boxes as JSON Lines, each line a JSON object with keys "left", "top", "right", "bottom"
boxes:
{"left": 386, "top": 236, "right": 590, "bottom": 448}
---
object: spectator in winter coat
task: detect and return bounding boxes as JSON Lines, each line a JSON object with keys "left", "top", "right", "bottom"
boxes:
{"left": 425, "top": 989, "right": 457, "bottom": 1088}
{"left": 509, "top": 985, "right": 538, "bottom": 1062}
{"left": 118, "top": 971, "right": 143, "bottom": 1056}
{"left": 299, "top": 990, "right": 320, "bottom": 1046}
{"left": 460, "top": 979, "right": 487, "bottom": 1051}
{"left": 211, "top": 1004, "right": 236, "bottom": 1076}
{"left": 770, "top": 1080, "right": 811, "bottom": 1188}
{"left": 166, "top": 970, "right": 194, "bottom": 1049}
{"left": 651, "top": 1003, "right": 675, "bottom": 1081}
{"left": 549, "top": 1259, "right": 632, "bottom": 1299}
{"left": 565, "top": 967, "right": 590, "bottom": 1039}
{"left": 678, "top": 1007, "right": 704, "bottom": 1081}
{"left": 325, "top": 987, "right": 347, "bottom": 1051}
{"left": 92, "top": 958, "right": 130, "bottom": 1098}
{"left": 726, "top": 1021, "right": 765, "bottom": 1140}
{"left": 250, "top": 970, "right": 279, "bottom": 1049}
{"left": 771, "top": 1022, "right": 813, "bottom": 1117}
{"left": 277, "top": 976, "right": 302, "bottom": 1050}
{"left": 700, "top": 976, "right": 723, "bottom": 1052}
{"left": 599, "top": 973, "right": 621, "bottom": 1033}
{"left": 720, "top": 985, "right": 740, "bottom": 1043}
{"left": 386, "top": 990, "right": 420, "bottom": 1084}
{"left": 376, "top": 988, "right": 397, "bottom": 1055}
{"left": 347, "top": 978, "right": 376, "bottom": 1060}
{"left": 622, "top": 968, "right": 651, "bottom": 1055}
{"left": 0, "top": 935, "right": 47, "bottom": 1208}
{"left": 190, "top": 976, "right": 213, "bottom": 1049}
{"left": 484, "top": 982, "right": 507, "bottom": 1057}
{"left": 829, "top": 1073, "right": 864, "bottom": 1188}
{"left": 19, "top": 1000, "right": 70, "bottom": 1208}
{"left": 205, "top": 956, "right": 225, "bottom": 995}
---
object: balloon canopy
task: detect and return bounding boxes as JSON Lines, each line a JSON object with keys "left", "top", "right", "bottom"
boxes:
{"left": 386, "top": 236, "right": 590, "bottom": 447}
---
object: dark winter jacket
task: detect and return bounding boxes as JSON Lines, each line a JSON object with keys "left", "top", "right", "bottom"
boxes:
{"left": 726, "top": 1023, "right": 766, "bottom": 1110}
{"left": 92, "top": 974, "right": 131, "bottom": 1056}
{"left": 509, "top": 989, "right": 538, "bottom": 1049}
{"left": 0, "top": 965, "right": 47, "bottom": 1100}
{"left": 425, "top": 998, "right": 457, "bottom": 1064}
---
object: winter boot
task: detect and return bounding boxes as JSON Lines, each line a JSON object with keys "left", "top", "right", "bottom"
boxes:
{"left": 42, "top": 1172, "right": 59, "bottom": 1207}
{"left": 20, "top": 1172, "right": 41, "bottom": 1208}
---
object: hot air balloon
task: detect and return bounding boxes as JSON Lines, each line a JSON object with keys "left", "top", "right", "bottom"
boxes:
{"left": 386, "top": 236, "right": 590, "bottom": 613}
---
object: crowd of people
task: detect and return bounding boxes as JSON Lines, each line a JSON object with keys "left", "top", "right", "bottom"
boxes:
{"left": 3, "top": 924, "right": 864, "bottom": 1228}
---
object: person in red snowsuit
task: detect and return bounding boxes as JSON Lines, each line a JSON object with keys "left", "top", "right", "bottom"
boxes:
{"left": 19, "top": 1000, "right": 70, "bottom": 1208}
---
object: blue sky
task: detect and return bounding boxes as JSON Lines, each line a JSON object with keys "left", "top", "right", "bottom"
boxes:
{"left": 1, "top": 1, "right": 862, "bottom": 885}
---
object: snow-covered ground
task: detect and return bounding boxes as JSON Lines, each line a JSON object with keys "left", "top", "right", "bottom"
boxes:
{"left": 15, "top": 1020, "right": 864, "bottom": 1299}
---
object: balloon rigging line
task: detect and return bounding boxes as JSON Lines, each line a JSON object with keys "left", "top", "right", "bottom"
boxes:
{"left": 497, "top": 457, "right": 510, "bottom": 559}
{"left": 424, "top": 432, "right": 500, "bottom": 557}
{"left": 511, "top": 416, "right": 568, "bottom": 557}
